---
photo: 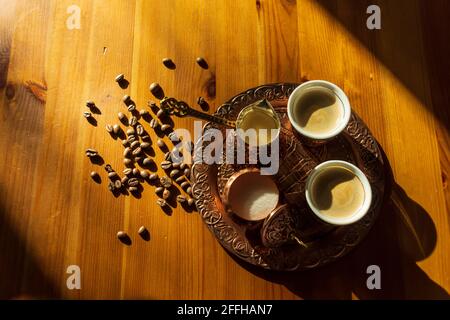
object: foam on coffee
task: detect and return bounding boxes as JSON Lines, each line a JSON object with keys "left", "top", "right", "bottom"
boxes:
{"left": 310, "top": 165, "right": 365, "bottom": 218}
{"left": 293, "top": 87, "right": 344, "bottom": 135}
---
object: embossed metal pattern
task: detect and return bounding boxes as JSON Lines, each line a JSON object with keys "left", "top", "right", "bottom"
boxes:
{"left": 191, "top": 83, "right": 385, "bottom": 271}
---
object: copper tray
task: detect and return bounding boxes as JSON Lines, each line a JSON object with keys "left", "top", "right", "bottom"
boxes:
{"left": 191, "top": 83, "right": 385, "bottom": 271}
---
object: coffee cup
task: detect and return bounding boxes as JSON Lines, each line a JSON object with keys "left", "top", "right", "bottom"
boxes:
{"left": 305, "top": 160, "right": 372, "bottom": 225}
{"left": 287, "top": 80, "right": 351, "bottom": 143}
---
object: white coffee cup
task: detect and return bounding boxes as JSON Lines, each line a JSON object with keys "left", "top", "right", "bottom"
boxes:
{"left": 305, "top": 160, "right": 372, "bottom": 225}
{"left": 287, "top": 80, "right": 351, "bottom": 140}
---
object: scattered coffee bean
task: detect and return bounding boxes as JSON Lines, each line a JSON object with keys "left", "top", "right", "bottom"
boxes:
{"left": 128, "top": 116, "right": 138, "bottom": 126}
{"left": 155, "top": 186, "right": 164, "bottom": 194}
{"left": 118, "top": 112, "right": 126, "bottom": 121}
{"left": 123, "top": 95, "right": 131, "bottom": 103}
{"left": 157, "top": 139, "right": 166, "bottom": 148}
{"left": 127, "top": 135, "right": 137, "bottom": 143}
{"left": 149, "top": 82, "right": 164, "bottom": 99}
{"left": 142, "top": 157, "right": 153, "bottom": 166}
{"left": 149, "top": 173, "right": 158, "bottom": 181}
{"left": 196, "top": 57, "right": 208, "bottom": 69}
{"left": 123, "top": 168, "right": 132, "bottom": 176}
{"left": 150, "top": 118, "right": 159, "bottom": 129}
{"left": 83, "top": 111, "right": 92, "bottom": 119}
{"left": 140, "top": 170, "right": 149, "bottom": 179}
{"left": 90, "top": 171, "right": 99, "bottom": 180}
{"left": 162, "top": 58, "right": 176, "bottom": 70}
{"left": 106, "top": 124, "right": 113, "bottom": 133}
{"left": 108, "top": 171, "right": 118, "bottom": 179}
{"left": 181, "top": 181, "right": 190, "bottom": 189}
{"left": 113, "top": 124, "right": 120, "bottom": 135}
{"left": 128, "top": 186, "right": 138, "bottom": 192}
{"left": 108, "top": 181, "right": 115, "bottom": 192}
{"left": 123, "top": 158, "right": 133, "bottom": 166}
{"left": 127, "top": 104, "right": 136, "bottom": 112}
{"left": 123, "top": 147, "right": 132, "bottom": 158}
{"left": 139, "top": 109, "right": 149, "bottom": 116}
{"left": 180, "top": 163, "right": 188, "bottom": 170}
{"left": 126, "top": 128, "right": 135, "bottom": 135}
{"left": 161, "top": 124, "right": 171, "bottom": 132}
{"left": 114, "top": 180, "right": 122, "bottom": 189}
{"left": 160, "top": 176, "right": 172, "bottom": 188}
{"left": 122, "top": 139, "right": 129, "bottom": 146}
{"left": 128, "top": 177, "right": 139, "bottom": 187}
{"left": 176, "top": 195, "right": 187, "bottom": 203}
{"left": 132, "top": 168, "right": 140, "bottom": 176}
{"left": 172, "top": 162, "right": 181, "bottom": 169}
{"left": 156, "top": 109, "right": 165, "bottom": 118}
{"left": 104, "top": 164, "right": 113, "bottom": 172}
{"left": 197, "top": 96, "right": 209, "bottom": 111}
{"left": 187, "top": 198, "right": 195, "bottom": 206}
{"left": 168, "top": 132, "right": 179, "bottom": 142}
{"left": 135, "top": 156, "right": 143, "bottom": 163}
{"left": 141, "top": 134, "right": 151, "bottom": 141}
{"left": 121, "top": 176, "right": 129, "bottom": 185}
{"left": 164, "top": 152, "right": 172, "bottom": 161}
{"left": 132, "top": 147, "right": 142, "bottom": 156}
{"left": 86, "top": 100, "right": 95, "bottom": 108}
{"left": 130, "top": 141, "right": 140, "bottom": 149}
{"left": 117, "top": 231, "right": 128, "bottom": 242}
{"left": 140, "top": 142, "right": 150, "bottom": 149}
{"left": 186, "top": 187, "right": 192, "bottom": 195}
{"left": 156, "top": 198, "right": 167, "bottom": 207}
{"left": 138, "top": 226, "right": 149, "bottom": 240}
{"left": 115, "top": 74, "right": 124, "bottom": 83}
{"left": 184, "top": 168, "right": 190, "bottom": 177}
{"left": 85, "top": 148, "right": 98, "bottom": 158}
{"left": 148, "top": 100, "right": 158, "bottom": 108}
{"left": 175, "top": 176, "right": 185, "bottom": 183}
{"left": 161, "top": 160, "right": 172, "bottom": 170}
{"left": 136, "top": 124, "right": 144, "bottom": 136}
{"left": 170, "top": 169, "right": 179, "bottom": 178}
{"left": 162, "top": 189, "right": 171, "bottom": 200}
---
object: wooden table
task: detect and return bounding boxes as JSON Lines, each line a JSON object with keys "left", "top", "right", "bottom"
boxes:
{"left": 0, "top": 0, "right": 448, "bottom": 299}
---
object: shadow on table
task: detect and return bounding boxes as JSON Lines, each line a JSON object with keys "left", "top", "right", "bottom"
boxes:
{"left": 228, "top": 147, "right": 449, "bottom": 299}
{"left": 0, "top": 186, "right": 59, "bottom": 299}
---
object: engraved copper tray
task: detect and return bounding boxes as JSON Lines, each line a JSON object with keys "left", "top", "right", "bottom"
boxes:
{"left": 191, "top": 83, "right": 385, "bottom": 271}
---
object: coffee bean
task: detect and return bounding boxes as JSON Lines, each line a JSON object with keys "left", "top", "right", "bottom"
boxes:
{"left": 180, "top": 163, "right": 188, "bottom": 170}
{"left": 86, "top": 100, "right": 95, "bottom": 108}
{"left": 122, "top": 139, "right": 129, "bottom": 146}
{"left": 140, "top": 142, "right": 150, "bottom": 149}
{"left": 141, "top": 134, "right": 151, "bottom": 141}
{"left": 181, "top": 181, "right": 190, "bottom": 189}
{"left": 132, "top": 168, "right": 139, "bottom": 176}
{"left": 155, "top": 186, "right": 164, "bottom": 194}
{"left": 118, "top": 112, "right": 126, "bottom": 121}
{"left": 126, "top": 128, "right": 135, "bottom": 135}
{"left": 176, "top": 195, "right": 187, "bottom": 203}
{"left": 150, "top": 118, "right": 159, "bottom": 129}
{"left": 170, "top": 169, "right": 179, "bottom": 178}
{"left": 85, "top": 148, "right": 98, "bottom": 158}
{"left": 156, "top": 109, "right": 165, "bottom": 118}
{"left": 149, "top": 173, "right": 158, "bottom": 181}
{"left": 142, "top": 157, "right": 153, "bottom": 166}
{"left": 83, "top": 111, "right": 92, "bottom": 119}
{"left": 187, "top": 198, "right": 195, "bottom": 206}
{"left": 127, "top": 135, "right": 137, "bottom": 143}
{"left": 108, "top": 181, "right": 115, "bottom": 192}
{"left": 123, "top": 168, "right": 132, "bottom": 176}
{"left": 186, "top": 187, "right": 192, "bottom": 195}
{"left": 135, "top": 156, "right": 143, "bottom": 163}
{"left": 172, "top": 162, "right": 181, "bottom": 169}
{"left": 138, "top": 226, "right": 149, "bottom": 240}
{"left": 149, "top": 82, "right": 164, "bottom": 99}
{"left": 157, "top": 139, "right": 165, "bottom": 148}
{"left": 164, "top": 152, "right": 172, "bottom": 161}
{"left": 196, "top": 57, "right": 208, "bottom": 69}
{"left": 197, "top": 96, "right": 209, "bottom": 111}
{"left": 184, "top": 168, "right": 190, "bottom": 177}
{"left": 90, "top": 171, "right": 99, "bottom": 179}
{"left": 115, "top": 74, "right": 124, "bottom": 83}
{"left": 123, "top": 95, "right": 131, "bottom": 103}
{"left": 162, "top": 189, "right": 171, "bottom": 200}
{"left": 160, "top": 160, "right": 172, "bottom": 170}
{"left": 139, "top": 109, "right": 149, "bottom": 116}
{"left": 161, "top": 124, "right": 171, "bottom": 132}
{"left": 130, "top": 141, "right": 140, "bottom": 149}
{"left": 113, "top": 124, "right": 120, "bottom": 134}
{"left": 162, "top": 58, "right": 176, "bottom": 70}
{"left": 123, "top": 147, "right": 132, "bottom": 157}
{"left": 127, "top": 104, "right": 136, "bottom": 112}
{"left": 105, "top": 124, "right": 113, "bottom": 133}
{"left": 123, "top": 158, "right": 133, "bottom": 166}
{"left": 108, "top": 171, "right": 118, "bottom": 179}
{"left": 175, "top": 176, "right": 185, "bottom": 183}
{"left": 128, "top": 116, "right": 138, "bottom": 126}
{"left": 140, "top": 170, "right": 149, "bottom": 179}
{"left": 136, "top": 124, "right": 144, "bottom": 136}
{"left": 121, "top": 176, "right": 129, "bottom": 185}
{"left": 128, "top": 177, "right": 139, "bottom": 187}
{"left": 117, "top": 231, "right": 128, "bottom": 241}
{"left": 168, "top": 132, "right": 179, "bottom": 142}
{"left": 104, "top": 164, "right": 113, "bottom": 173}
{"left": 128, "top": 186, "right": 138, "bottom": 192}
{"left": 132, "top": 147, "right": 142, "bottom": 156}
{"left": 156, "top": 198, "right": 167, "bottom": 207}
{"left": 114, "top": 180, "right": 122, "bottom": 189}
{"left": 160, "top": 176, "right": 172, "bottom": 188}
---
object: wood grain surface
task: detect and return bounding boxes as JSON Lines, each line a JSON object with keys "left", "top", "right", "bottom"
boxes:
{"left": 0, "top": 0, "right": 448, "bottom": 299}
